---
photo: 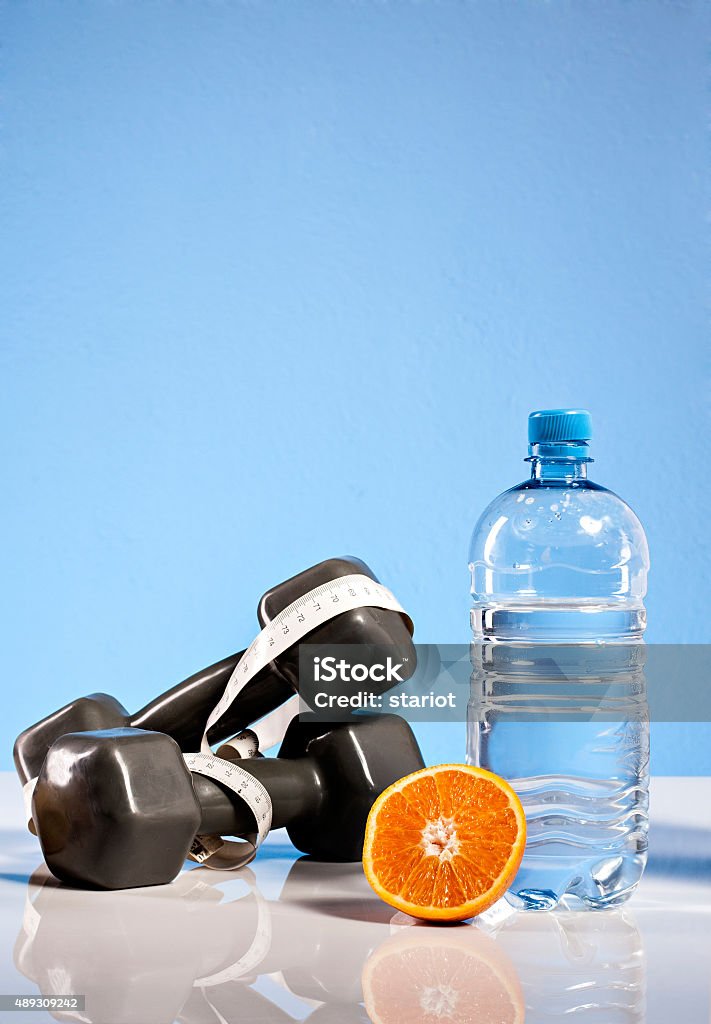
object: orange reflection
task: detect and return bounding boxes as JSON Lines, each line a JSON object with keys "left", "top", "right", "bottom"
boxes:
{"left": 362, "top": 923, "right": 525, "bottom": 1024}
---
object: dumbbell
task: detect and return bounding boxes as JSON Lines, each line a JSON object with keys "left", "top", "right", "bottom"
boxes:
{"left": 32, "top": 712, "right": 425, "bottom": 890}
{"left": 14, "top": 556, "right": 414, "bottom": 786}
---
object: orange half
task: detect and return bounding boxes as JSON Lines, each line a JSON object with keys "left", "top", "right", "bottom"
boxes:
{"left": 363, "top": 764, "right": 526, "bottom": 922}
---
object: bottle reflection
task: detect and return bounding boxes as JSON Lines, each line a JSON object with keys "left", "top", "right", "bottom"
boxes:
{"left": 493, "top": 908, "right": 645, "bottom": 1023}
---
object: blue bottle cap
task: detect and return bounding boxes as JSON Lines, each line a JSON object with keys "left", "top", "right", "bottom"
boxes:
{"left": 528, "top": 409, "right": 592, "bottom": 445}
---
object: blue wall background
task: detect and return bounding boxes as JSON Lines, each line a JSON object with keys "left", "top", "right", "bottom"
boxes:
{"left": 2, "top": 2, "right": 709, "bottom": 773}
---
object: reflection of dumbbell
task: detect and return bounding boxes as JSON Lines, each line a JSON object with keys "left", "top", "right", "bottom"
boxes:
{"left": 33, "top": 713, "right": 425, "bottom": 889}
{"left": 14, "top": 867, "right": 265, "bottom": 1024}
{"left": 167, "top": 859, "right": 387, "bottom": 1024}
{"left": 15, "top": 858, "right": 385, "bottom": 1024}
{"left": 14, "top": 556, "right": 414, "bottom": 785}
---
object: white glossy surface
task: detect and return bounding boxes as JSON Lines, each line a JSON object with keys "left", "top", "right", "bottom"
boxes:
{"left": 0, "top": 774, "right": 709, "bottom": 1023}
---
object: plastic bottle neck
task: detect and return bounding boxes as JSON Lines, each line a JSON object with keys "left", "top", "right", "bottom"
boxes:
{"left": 526, "top": 441, "right": 592, "bottom": 482}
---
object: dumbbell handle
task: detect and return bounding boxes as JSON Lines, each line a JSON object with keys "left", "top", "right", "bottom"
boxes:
{"left": 191, "top": 756, "right": 322, "bottom": 836}
{"left": 129, "top": 651, "right": 293, "bottom": 751}
{"left": 13, "top": 654, "right": 294, "bottom": 786}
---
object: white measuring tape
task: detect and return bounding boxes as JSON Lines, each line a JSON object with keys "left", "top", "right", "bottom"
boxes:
{"left": 179, "top": 573, "right": 407, "bottom": 871}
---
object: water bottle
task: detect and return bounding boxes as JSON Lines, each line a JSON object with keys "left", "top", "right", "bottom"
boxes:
{"left": 467, "top": 409, "right": 650, "bottom": 909}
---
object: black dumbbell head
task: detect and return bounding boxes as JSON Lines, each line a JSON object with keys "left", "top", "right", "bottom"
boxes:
{"left": 278, "top": 713, "right": 425, "bottom": 860}
{"left": 259, "top": 556, "right": 416, "bottom": 699}
{"left": 14, "top": 694, "right": 130, "bottom": 786}
{"left": 33, "top": 728, "right": 201, "bottom": 890}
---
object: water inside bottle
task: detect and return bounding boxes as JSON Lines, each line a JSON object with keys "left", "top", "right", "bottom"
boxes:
{"left": 468, "top": 608, "right": 649, "bottom": 910}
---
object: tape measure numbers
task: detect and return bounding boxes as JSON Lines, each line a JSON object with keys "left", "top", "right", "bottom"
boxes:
{"left": 184, "top": 752, "right": 272, "bottom": 870}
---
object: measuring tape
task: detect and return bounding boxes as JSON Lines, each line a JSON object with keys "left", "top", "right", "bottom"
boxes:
{"left": 182, "top": 572, "right": 407, "bottom": 871}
